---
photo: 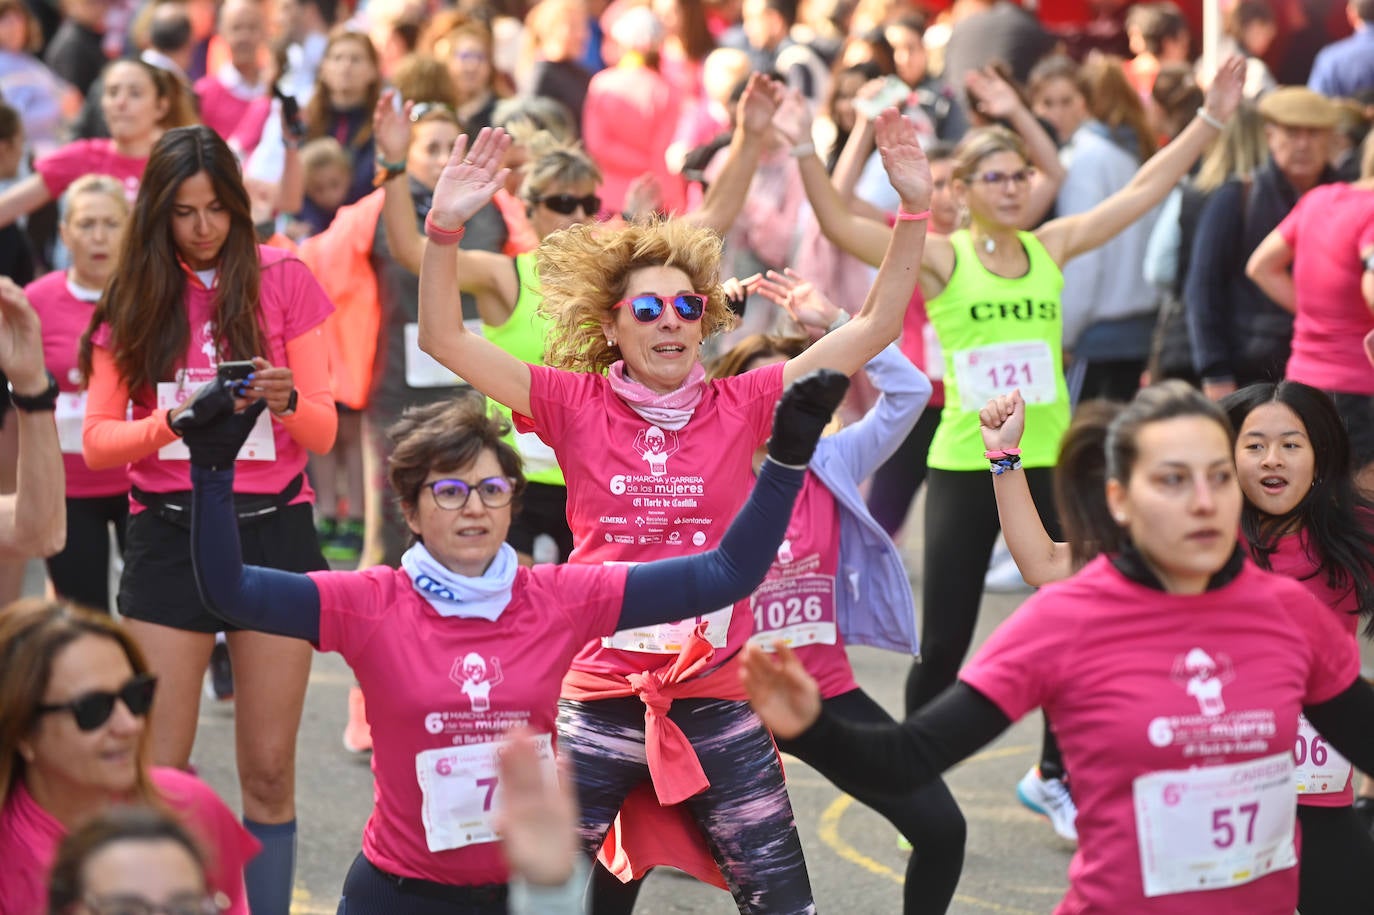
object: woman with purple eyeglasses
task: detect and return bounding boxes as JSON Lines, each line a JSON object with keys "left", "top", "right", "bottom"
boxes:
{"left": 416, "top": 109, "right": 931, "bottom": 911}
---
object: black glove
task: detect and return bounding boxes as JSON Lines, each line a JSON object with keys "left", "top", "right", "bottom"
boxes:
{"left": 767, "top": 368, "right": 849, "bottom": 467}
{"left": 170, "top": 377, "right": 238, "bottom": 435}
{"left": 181, "top": 395, "right": 269, "bottom": 470}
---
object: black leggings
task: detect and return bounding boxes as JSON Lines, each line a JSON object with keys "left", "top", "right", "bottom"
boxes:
{"left": 907, "top": 466, "right": 1060, "bottom": 712}
{"left": 336, "top": 853, "right": 506, "bottom": 915}
{"left": 1297, "top": 804, "right": 1374, "bottom": 914}
{"left": 589, "top": 689, "right": 966, "bottom": 915}
{"left": 865, "top": 407, "right": 941, "bottom": 537}
{"left": 45, "top": 493, "right": 127, "bottom": 613}
{"left": 560, "top": 696, "right": 815, "bottom": 914}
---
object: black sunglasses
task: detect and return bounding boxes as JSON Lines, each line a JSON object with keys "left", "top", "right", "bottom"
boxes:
{"left": 615, "top": 293, "right": 707, "bottom": 323}
{"left": 36, "top": 674, "right": 158, "bottom": 731}
{"left": 538, "top": 193, "right": 601, "bottom": 216}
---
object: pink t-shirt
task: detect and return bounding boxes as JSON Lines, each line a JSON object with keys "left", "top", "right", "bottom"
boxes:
{"left": 0, "top": 767, "right": 259, "bottom": 915}
{"left": 1263, "top": 531, "right": 1359, "bottom": 806}
{"left": 515, "top": 362, "right": 785, "bottom": 677}
{"left": 1278, "top": 184, "right": 1374, "bottom": 394}
{"left": 309, "top": 562, "right": 627, "bottom": 885}
{"left": 90, "top": 247, "right": 332, "bottom": 501}
{"left": 194, "top": 76, "right": 256, "bottom": 145}
{"left": 752, "top": 473, "right": 857, "bottom": 698}
{"left": 35, "top": 139, "right": 146, "bottom": 204}
{"left": 26, "top": 271, "right": 129, "bottom": 498}
{"left": 960, "top": 556, "right": 1359, "bottom": 915}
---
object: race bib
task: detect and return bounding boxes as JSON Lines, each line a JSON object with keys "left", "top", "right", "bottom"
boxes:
{"left": 156, "top": 377, "right": 275, "bottom": 462}
{"left": 748, "top": 573, "right": 836, "bottom": 649}
{"left": 1133, "top": 752, "right": 1296, "bottom": 898}
{"left": 55, "top": 391, "right": 88, "bottom": 454}
{"left": 951, "top": 340, "right": 1056, "bottom": 411}
{"left": 922, "top": 323, "right": 943, "bottom": 381}
{"left": 601, "top": 606, "right": 733, "bottom": 653}
{"left": 414, "top": 732, "right": 555, "bottom": 853}
{"left": 1293, "top": 714, "right": 1351, "bottom": 796}
{"left": 404, "top": 322, "right": 482, "bottom": 388}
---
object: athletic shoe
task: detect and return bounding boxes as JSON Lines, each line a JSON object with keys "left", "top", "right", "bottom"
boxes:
{"left": 896, "top": 834, "right": 913, "bottom": 852}
{"left": 343, "top": 685, "right": 372, "bottom": 754}
{"left": 322, "top": 518, "right": 363, "bottom": 563}
{"left": 204, "top": 637, "right": 234, "bottom": 701}
{"left": 1017, "top": 766, "right": 1078, "bottom": 842}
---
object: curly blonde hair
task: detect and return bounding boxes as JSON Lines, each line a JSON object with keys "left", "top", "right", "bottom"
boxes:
{"left": 538, "top": 220, "right": 736, "bottom": 373}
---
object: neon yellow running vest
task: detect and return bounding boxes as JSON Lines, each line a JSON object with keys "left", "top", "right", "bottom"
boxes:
{"left": 926, "top": 229, "right": 1069, "bottom": 471}
{"left": 482, "top": 252, "right": 565, "bottom": 486}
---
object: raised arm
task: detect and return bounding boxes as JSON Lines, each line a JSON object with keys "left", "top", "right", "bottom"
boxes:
{"left": 979, "top": 390, "right": 1072, "bottom": 585}
{"left": 1365, "top": 243, "right": 1374, "bottom": 310}
{"left": 417, "top": 127, "right": 533, "bottom": 417}
{"left": 0, "top": 279, "right": 65, "bottom": 557}
{"left": 964, "top": 67, "right": 1065, "bottom": 226}
{"left": 186, "top": 396, "right": 323, "bottom": 642}
{"left": 618, "top": 370, "right": 848, "bottom": 627}
{"left": 1245, "top": 229, "right": 1296, "bottom": 314}
{"left": 0, "top": 174, "right": 53, "bottom": 231}
{"left": 742, "top": 643, "right": 1011, "bottom": 794}
{"left": 682, "top": 74, "right": 782, "bottom": 235}
{"left": 782, "top": 109, "right": 931, "bottom": 386}
{"left": 1037, "top": 57, "right": 1245, "bottom": 266}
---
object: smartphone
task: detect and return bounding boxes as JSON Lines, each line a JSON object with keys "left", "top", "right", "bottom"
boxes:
{"left": 854, "top": 75, "right": 913, "bottom": 121}
{"left": 273, "top": 84, "right": 305, "bottom": 141}
{"left": 217, "top": 360, "right": 255, "bottom": 396}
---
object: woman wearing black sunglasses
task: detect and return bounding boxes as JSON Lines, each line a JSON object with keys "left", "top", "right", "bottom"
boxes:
{"left": 413, "top": 108, "right": 929, "bottom": 910}
{"left": 0, "top": 599, "right": 257, "bottom": 915}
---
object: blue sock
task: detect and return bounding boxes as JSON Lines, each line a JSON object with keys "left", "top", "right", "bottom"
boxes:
{"left": 243, "top": 817, "right": 296, "bottom": 915}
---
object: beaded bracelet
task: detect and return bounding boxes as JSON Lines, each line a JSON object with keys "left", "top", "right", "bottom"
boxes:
{"left": 896, "top": 208, "right": 931, "bottom": 222}
{"left": 424, "top": 212, "right": 467, "bottom": 245}
{"left": 989, "top": 455, "right": 1023, "bottom": 475}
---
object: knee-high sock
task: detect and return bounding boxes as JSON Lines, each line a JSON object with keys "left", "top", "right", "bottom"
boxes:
{"left": 243, "top": 817, "right": 296, "bottom": 915}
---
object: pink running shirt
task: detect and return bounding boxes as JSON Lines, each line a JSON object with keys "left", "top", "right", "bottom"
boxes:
{"left": 26, "top": 271, "right": 130, "bottom": 498}
{"left": 310, "top": 561, "right": 628, "bottom": 886}
{"left": 751, "top": 473, "right": 858, "bottom": 698}
{"left": 960, "top": 556, "right": 1358, "bottom": 914}
{"left": 89, "top": 247, "right": 332, "bottom": 502}
{"left": 515, "top": 362, "right": 785, "bottom": 677}
{"left": 1277, "top": 183, "right": 1374, "bottom": 395}
{"left": 0, "top": 767, "right": 259, "bottom": 915}
{"left": 35, "top": 139, "right": 146, "bottom": 204}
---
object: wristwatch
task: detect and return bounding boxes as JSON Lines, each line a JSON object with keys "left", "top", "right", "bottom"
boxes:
{"left": 274, "top": 388, "right": 298, "bottom": 416}
{"left": 8, "top": 370, "right": 59, "bottom": 412}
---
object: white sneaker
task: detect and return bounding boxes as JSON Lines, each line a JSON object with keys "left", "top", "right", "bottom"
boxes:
{"left": 1017, "top": 766, "right": 1078, "bottom": 842}
{"left": 984, "top": 554, "right": 1032, "bottom": 592}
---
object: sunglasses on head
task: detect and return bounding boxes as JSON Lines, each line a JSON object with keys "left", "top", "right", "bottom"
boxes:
{"left": 615, "top": 294, "right": 707, "bottom": 324}
{"left": 537, "top": 194, "right": 601, "bottom": 216}
{"left": 36, "top": 673, "right": 157, "bottom": 732}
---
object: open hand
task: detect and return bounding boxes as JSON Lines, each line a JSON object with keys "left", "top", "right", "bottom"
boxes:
{"left": 429, "top": 127, "right": 512, "bottom": 232}
{"left": 1202, "top": 55, "right": 1245, "bottom": 124}
{"left": 874, "top": 109, "right": 932, "bottom": 213}
{"left": 752, "top": 268, "right": 841, "bottom": 332}
{"left": 740, "top": 643, "right": 823, "bottom": 740}
{"left": 978, "top": 389, "right": 1026, "bottom": 453}
{"left": 771, "top": 88, "right": 813, "bottom": 147}
{"left": 495, "top": 729, "right": 579, "bottom": 887}
{"left": 738, "top": 73, "right": 785, "bottom": 136}
{"left": 965, "top": 66, "right": 1023, "bottom": 122}
{"left": 373, "top": 89, "right": 412, "bottom": 163}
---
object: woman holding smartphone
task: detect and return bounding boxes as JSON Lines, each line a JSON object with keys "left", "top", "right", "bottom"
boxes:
{"left": 78, "top": 125, "right": 337, "bottom": 915}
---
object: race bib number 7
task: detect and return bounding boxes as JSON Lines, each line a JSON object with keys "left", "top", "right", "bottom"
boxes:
{"left": 414, "top": 732, "right": 555, "bottom": 852}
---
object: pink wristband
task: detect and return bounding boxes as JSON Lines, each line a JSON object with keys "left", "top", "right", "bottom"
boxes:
{"left": 983, "top": 448, "right": 1022, "bottom": 460}
{"left": 424, "top": 212, "right": 467, "bottom": 245}
{"left": 896, "top": 208, "right": 931, "bottom": 222}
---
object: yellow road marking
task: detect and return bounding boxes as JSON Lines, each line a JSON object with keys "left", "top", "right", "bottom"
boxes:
{"left": 814, "top": 743, "right": 1044, "bottom": 915}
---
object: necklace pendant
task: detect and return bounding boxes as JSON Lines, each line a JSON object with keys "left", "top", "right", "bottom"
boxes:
{"left": 984, "top": 237, "right": 995, "bottom": 254}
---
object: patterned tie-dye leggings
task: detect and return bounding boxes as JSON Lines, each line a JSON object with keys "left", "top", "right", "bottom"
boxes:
{"left": 557, "top": 695, "right": 818, "bottom": 914}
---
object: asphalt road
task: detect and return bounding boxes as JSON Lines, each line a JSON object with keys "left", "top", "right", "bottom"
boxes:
{"left": 21, "top": 519, "right": 1073, "bottom": 914}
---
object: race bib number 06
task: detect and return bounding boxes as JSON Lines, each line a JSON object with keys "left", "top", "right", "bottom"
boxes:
{"left": 1294, "top": 714, "right": 1351, "bottom": 795}
{"left": 1133, "top": 752, "right": 1296, "bottom": 897}
{"left": 414, "top": 732, "right": 555, "bottom": 852}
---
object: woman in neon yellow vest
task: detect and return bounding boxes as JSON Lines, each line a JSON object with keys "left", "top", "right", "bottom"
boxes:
{"left": 800, "top": 56, "right": 1246, "bottom": 842}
